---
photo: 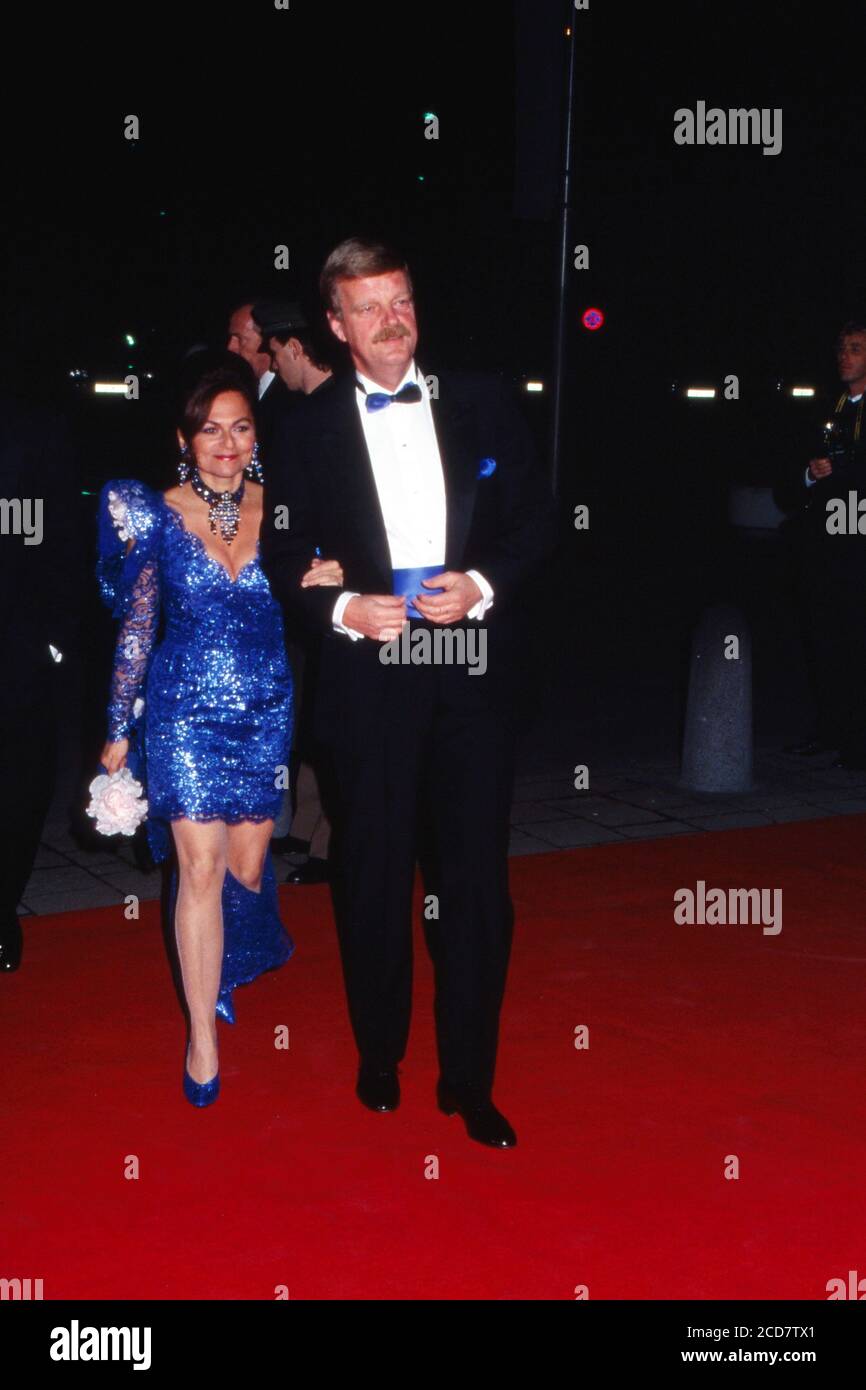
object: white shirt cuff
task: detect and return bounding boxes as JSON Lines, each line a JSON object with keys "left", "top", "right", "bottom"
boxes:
{"left": 805, "top": 467, "right": 816, "bottom": 487}
{"left": 332, "top": 591, "right": 365, "bottom": 639}
{"left": 466, "top": 569, "right": 494, "bottom": 620}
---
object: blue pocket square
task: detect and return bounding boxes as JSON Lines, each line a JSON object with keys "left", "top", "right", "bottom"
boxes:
{"left": 478, "top": 457, "right": 497, "bottom": 479}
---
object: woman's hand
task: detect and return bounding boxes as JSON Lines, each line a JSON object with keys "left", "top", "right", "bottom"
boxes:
{"left": 100, "top": 738, "right": 129, "bottom": 775}
{"left": 301, "top": 556, "right": 344, "bottom": 588}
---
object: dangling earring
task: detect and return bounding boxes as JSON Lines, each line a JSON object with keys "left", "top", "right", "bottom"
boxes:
{"left": 244, "top": 441, "right": 264, "bottom": 483}
{"left": 178, "top": 444, "right": 193, "bottom": 484}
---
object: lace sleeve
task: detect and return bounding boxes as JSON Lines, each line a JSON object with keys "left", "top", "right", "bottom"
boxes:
{"left": 97, "top": 480, "right": 162, "bottom": 742}
{"left": 106, "top": 554, "right": 160, "bottom": 740}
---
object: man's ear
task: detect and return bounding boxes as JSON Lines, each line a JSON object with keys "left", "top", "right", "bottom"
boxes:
{"left": 327, "top": 310, "right": 347, "bottom": 345}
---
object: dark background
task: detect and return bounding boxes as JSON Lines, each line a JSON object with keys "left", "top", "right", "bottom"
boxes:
{"left": 2, "top": 3, "right": 863, "bottom": 478}
{"left": 4, "top": 4, "right": 863, "bottom": 412}
{"left": 3, "top": 0, "right": 865, "bottom": 764}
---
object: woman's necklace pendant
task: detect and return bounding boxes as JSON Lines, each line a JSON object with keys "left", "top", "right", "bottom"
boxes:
{"left": 189, "top": 468, "right": 245, "bottom": 545}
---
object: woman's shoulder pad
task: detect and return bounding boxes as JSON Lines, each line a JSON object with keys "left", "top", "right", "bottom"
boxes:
{"left": 100, "top": 479, "right": 163, "bottom": 544}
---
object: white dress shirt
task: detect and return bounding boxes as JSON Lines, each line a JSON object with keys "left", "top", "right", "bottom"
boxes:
{"left": 258, "top": 369, "right": 276, "bottom": 400}
{"left": 332, "top": 361, "right": 493, "bottom": 639}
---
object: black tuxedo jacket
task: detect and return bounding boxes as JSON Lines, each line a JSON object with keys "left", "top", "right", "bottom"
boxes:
{"left": 780, "top": 394, "right": 866, "bottom": 583}
{"left": 257, "top": 372, "right": 296, "bottom": 455}
{"left": 260, "top": 367, "right": 557, "bottom": 739}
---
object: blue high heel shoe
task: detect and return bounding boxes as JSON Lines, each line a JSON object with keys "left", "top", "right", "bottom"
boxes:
{"left": 183, "top": 1050, "right": 220, "bottom": 1107}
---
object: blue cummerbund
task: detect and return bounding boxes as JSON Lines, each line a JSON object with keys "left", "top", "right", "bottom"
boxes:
{"left": 392, "top": 565, "right": 445, "bottom": 620}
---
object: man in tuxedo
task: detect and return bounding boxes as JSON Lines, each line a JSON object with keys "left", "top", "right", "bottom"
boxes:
{"left": 227, "top": 299, "right": 293, "bottom": 452}
{"left": 0, "top": 395, "right": 82, "bottom": 969}
{"left": 261, "top": 238, "right": 556, "bottom": 1146}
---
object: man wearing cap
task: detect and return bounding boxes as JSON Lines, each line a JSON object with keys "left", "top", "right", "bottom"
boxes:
{"left": 261, "top": 237, "right": 556, "bottom": 1148}
{"left": 254, "top": 298, "right": 336, "bottom": 402}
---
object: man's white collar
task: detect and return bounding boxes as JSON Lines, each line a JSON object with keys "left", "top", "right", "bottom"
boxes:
{"left": 356, "top": 360, "right": 420, "bottom": 397}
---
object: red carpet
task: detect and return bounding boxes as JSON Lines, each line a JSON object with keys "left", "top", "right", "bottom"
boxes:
{"left": 3, "top": 816, "right": 865, "bottom": 1300}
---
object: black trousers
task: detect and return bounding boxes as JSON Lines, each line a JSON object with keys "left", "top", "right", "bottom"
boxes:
{"left": 788, "top": 521, "right": 866, "bottom": 756}
{"left": 326, "top": 641, "right": 517, "bottom": 1094}
{"left": 802, "top": 582, "right": 866, "bottom": 755}
{"left": 0, "top": 691, "right": 58, "bottom": 921}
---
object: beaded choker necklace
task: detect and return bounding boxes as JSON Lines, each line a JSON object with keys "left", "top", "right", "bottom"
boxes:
{"left": 189, "top": 468, "right": 245, "bottom": 544}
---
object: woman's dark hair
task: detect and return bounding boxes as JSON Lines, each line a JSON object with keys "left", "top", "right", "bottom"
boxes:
{"left": 176, "top": 349, "right": 259, "bottom": 444}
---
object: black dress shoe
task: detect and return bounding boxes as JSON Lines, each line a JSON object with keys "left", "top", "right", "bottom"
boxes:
{"left": 285, "top": 857, "right": 329, "bottom": 885}
{"left": 437, "top": 1080, "right": 517, "bottom": 1147}
{"left": 271, "top": 833, "right": 311, "bottom": 855}
{"left": 0, "top": 918, "right": 23, "bottom": 973}
{"left": 356, "top": 1064, "right": 400, "bottom": 1112}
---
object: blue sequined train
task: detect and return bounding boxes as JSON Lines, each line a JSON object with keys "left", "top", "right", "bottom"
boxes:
{"left": 97, "top": 478, "right": 295, "bottom": 1015}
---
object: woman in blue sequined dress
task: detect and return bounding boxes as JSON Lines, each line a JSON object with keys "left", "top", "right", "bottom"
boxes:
{"left": 96, "top": 361, "right": 342, "bottom": 1105}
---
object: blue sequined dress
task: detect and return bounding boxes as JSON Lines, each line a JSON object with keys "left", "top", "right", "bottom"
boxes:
{"left": 97, "top": 478, "right": 294, "bottom": 1018}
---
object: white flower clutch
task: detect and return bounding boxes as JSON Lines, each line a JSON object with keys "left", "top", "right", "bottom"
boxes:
{"left": 86, "top": 768, "right": 148, "bottom": 837}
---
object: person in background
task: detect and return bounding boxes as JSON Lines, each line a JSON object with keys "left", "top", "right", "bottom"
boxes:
{"left": 783, "top": 319, "right": 866, "bottom": 767}
{"left": 227, "top": 299, "right": 292, "bottom": 453}
{"left": 0, "top": 398, "right": 82, "bottom": 970}
{"left": 254, "top": 299, "right": 337, "bottom": 884}
{"left": 254, "top": 299, "right": 336, "bottom": 399}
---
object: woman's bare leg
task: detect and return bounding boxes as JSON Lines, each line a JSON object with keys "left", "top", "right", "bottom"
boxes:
{"left": 172, "top": 819, "right": 227, "bottom": 1083}
{"left": 226, "top": 819, "right": 275, "bottom": 893}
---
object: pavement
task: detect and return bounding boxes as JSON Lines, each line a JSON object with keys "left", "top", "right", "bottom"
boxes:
{"left": 19, "top": 740, "right": 865, "bottom": 916}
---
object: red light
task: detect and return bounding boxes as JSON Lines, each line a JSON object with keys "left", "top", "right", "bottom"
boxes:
{"left": 582, "top": 307, "right": 605, "bottom": 331}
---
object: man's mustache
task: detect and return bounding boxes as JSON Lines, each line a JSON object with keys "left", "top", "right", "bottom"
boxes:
{"left": 372, "top": 326, "right": 411, "bottom": 343}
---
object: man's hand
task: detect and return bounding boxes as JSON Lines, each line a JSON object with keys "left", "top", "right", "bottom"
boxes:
{"left": 413, "top": 571, "right": 482, "bottom": 624}
{"left": 343, "top": 594, "right": 407, "bottom": 640}
{"left": 809, "top": 457, "right": 833, "bottom": 480}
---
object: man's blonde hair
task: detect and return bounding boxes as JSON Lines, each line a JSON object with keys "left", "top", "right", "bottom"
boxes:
{"left": 320, "top": 237, "right": 413, "bottom": 318}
